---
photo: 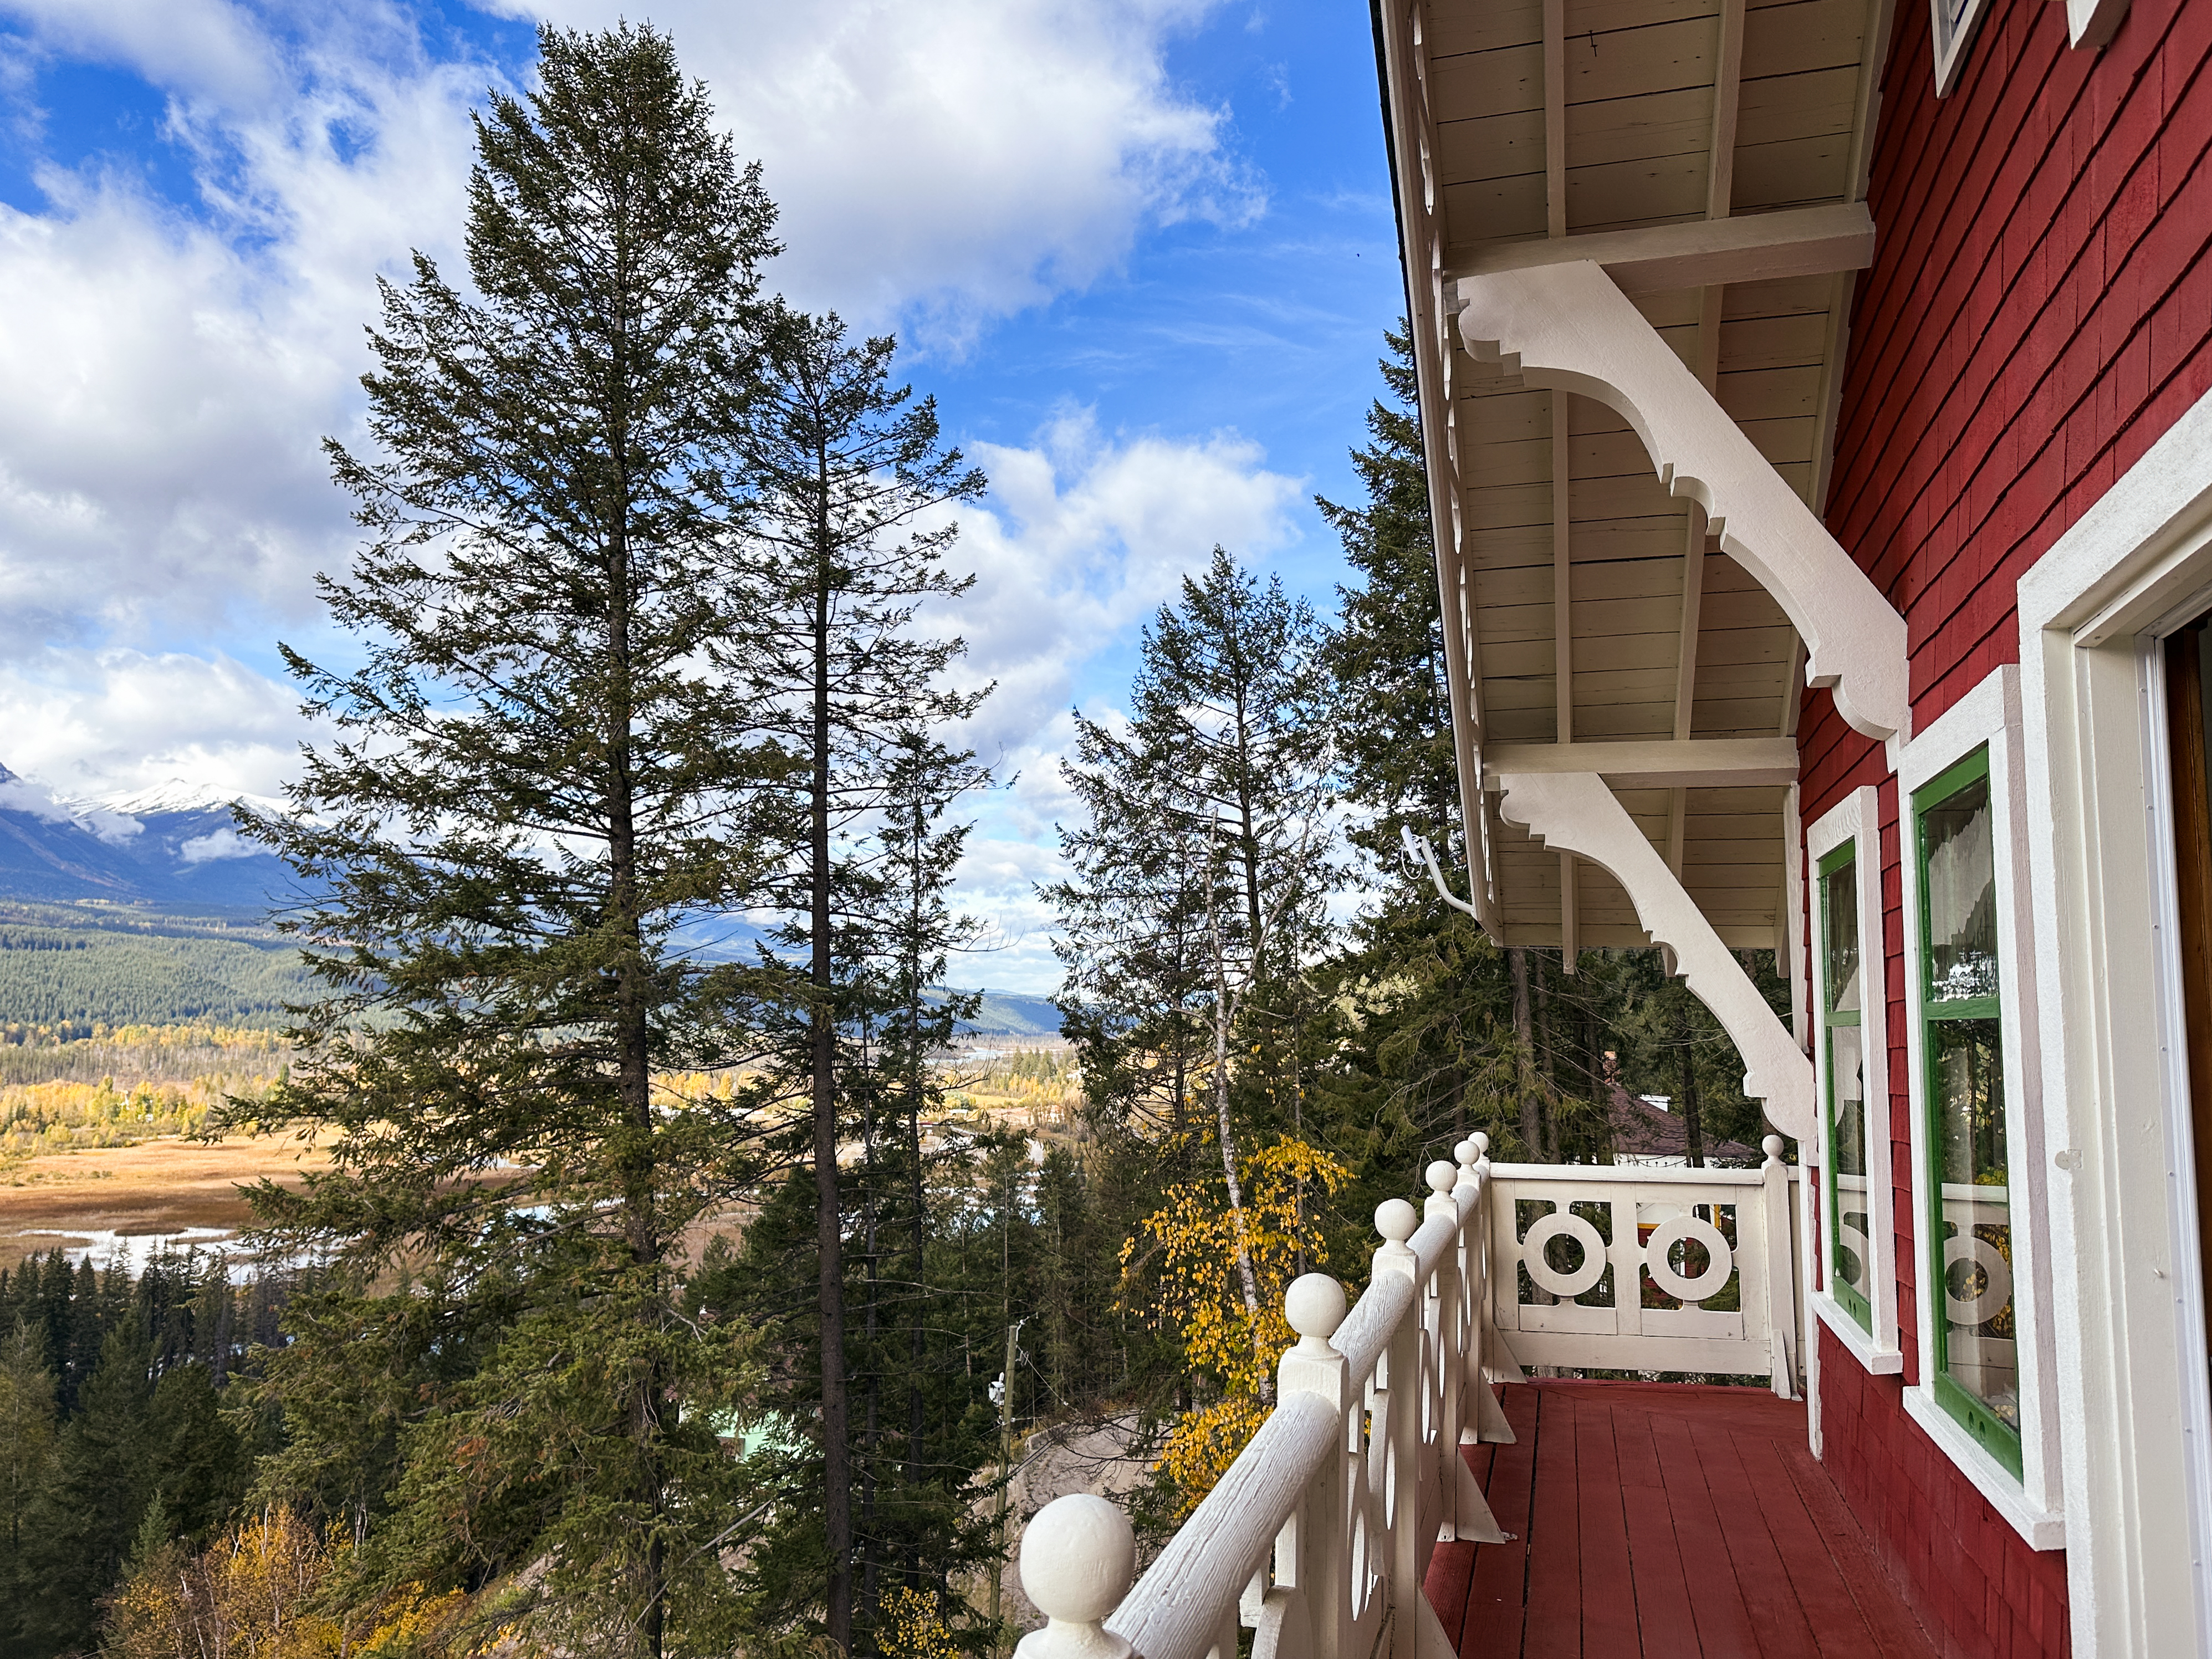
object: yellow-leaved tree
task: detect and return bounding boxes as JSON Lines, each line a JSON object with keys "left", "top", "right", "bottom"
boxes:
{"left": 1126, "top": 1136, "right": 1349, "bottom": 1515}
{"left": 103, "top": 1509, "right": 467, "bottom": 1659}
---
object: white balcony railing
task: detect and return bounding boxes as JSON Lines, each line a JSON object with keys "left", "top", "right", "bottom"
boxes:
{"left": 1012, "top": 1135, "right": 1804, "bottom": 1659}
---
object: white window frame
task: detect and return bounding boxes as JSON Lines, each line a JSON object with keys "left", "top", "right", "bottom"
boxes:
{"left": 2017, "top": 384, "right": 2212, "bottom": 1656}
{"left": 1931, "top": 0, "right": 1995, "bottom": 95}
{"left": 1807, "top": 785, "right": 1903, "bottom": 1375}
{"left": 1895, "top": 665, "right": 2066, "bottom": 1548}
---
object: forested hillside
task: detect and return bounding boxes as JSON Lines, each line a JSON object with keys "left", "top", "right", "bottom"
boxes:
{"left": 0, "top": 906, "right": 317, "bottom": 1030}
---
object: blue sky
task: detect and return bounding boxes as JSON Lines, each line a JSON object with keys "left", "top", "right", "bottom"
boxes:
{"left": 0, "top": 0, "right": 1406, "bottom": 991}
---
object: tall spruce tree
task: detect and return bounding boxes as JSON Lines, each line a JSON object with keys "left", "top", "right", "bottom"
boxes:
{"left": 1315, "top": 328, "right": 1523, "bottom": 1179}
{"left": 1049, "top": 549, "right": 1339, "bottom": 1385}
{"left": 726, "top": 307, "right": 985, "bottom": 1651}
{"left": 0, "top": 1318, "right": 55, "bottom": 1656}
{"left": 234, "top": 26, "right": 777, "bottom": 1656}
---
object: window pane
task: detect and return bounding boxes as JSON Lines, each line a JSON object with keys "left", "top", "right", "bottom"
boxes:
{"left": 1824, "top": 859, "right": 1861, "bottom": 1014}
{"left": 1827, "top": 1024, "right": 1869, "bottom": 1319}
{"left": 1923, "top": 770, "right": 1998, "bottom": 1000}
{"left": 1933, "top": 1016, "right": 2016, "bottom": 1430}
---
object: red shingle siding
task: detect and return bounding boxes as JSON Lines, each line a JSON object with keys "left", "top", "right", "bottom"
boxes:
{"left": 1825, "top": 0, "right": 2212, "bottom": 736}
{"left": 1821, "top": 1324, "right": 2070, "bottom": 1657}
{"left": 1794, "top": 2, "right": 2212, "bottom": 1649}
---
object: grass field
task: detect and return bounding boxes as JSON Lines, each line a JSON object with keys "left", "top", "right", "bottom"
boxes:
{"left": 0, "top": 1131, "right": 331, "bottom": 1270}
{"left": 0, "top": 1009, "right": 1077, "bottom": 1272}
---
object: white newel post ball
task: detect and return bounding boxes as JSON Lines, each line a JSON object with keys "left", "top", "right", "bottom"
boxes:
{"left": 1015, "top": 1494, "right": 1136, "bottom": 1659}
{"left": 1763, "top": 1135, "right": 1785, "bottom": 1167}
{"left": 1453, "top": 1139, "right": 1479, "bottom": 1168}
{"left": 1285, "top": 1272, "right": 1347, "bottom": 1353}
{"left": 1426, "top": 1160, "right": 1457, "bottom": 1197}
{"left": 1376, "top": 1198, "right": 1419, "bottom": 1249}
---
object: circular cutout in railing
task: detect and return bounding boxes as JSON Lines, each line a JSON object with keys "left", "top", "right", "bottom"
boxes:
{"left": 1643, "top": 1214, "right": 1734, "bottom": 1301}
{"left": 1522, "top": 1210, "right": 1608, "bottom": 1298}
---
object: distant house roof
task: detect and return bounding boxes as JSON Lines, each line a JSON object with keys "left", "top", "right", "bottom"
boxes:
{"left": 1606, "top": 1083, "right": 1760, "bottom": 1166}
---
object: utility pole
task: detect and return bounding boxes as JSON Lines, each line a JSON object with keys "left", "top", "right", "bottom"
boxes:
{"left": 988, "top": 1316, "right": 1026, "bottom": 1653}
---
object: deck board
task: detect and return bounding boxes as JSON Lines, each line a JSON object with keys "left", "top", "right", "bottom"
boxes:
{"left": 1464, "top": 1382, "right": 1542, "bottom": 1656}
{"left": 1435, "top": 1381, "right": 1938, "bottom": 1659}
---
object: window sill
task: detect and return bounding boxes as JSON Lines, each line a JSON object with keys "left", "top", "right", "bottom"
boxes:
{"left": 1812, "top": 1293, "right": 1903, "bottom": 1374}
{"left": 1901, "top": 1384, "right": 2066, "bottom": 1550}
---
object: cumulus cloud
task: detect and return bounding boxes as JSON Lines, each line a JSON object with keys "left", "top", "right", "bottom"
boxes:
{"left": 947, "top": 410, "right": 1302, "bottom": 762}
{"left": 0, "top": 645, "right": 308, "bottom": 801}
{"left": 178, "top": 825, "right": 255, "bottom": 862}
{"left": 918, "top": 414, "right": 1302, "bottom": 988}
{"left": 0, "top": 5, "right": 487, "bottom": 654}
{"left": 511, "top": 0, "right": 1259, "bottom": 344}
{"left": 0, "top": 768, "right": 142, "bottom": 843}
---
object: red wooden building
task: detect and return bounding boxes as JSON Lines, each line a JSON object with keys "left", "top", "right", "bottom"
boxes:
{"left": 1372, "top": 0, "right": 2212, "bottom": 1651}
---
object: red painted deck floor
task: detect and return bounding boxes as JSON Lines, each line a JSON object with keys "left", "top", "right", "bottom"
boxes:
{"left": 1424, "top": 1380, "right": 1938, "bottom": 1659}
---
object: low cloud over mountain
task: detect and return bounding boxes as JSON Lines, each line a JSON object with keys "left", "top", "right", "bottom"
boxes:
{"left": 0, "top": 763, "right": 296, "bottom": 908}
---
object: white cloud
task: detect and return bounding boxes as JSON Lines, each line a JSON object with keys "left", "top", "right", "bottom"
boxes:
{"left": 947, "top": 410, "right": 1302, "bottom": 768}
{"left": 0, "top": 769, "right": 142, "bottom": 843}
{"left": 919, "top": 415, "right": 1302, "bottom": 989}
{"left": 0, "top": 646, "right": 307, "bottom": 801}
{"left": 178, "top": 825, "right": 255, "bottom": 862}
{"left": 0, "top": 6, "right": 487, "bottom": 654}
{"left": 510, "top": 0, "right": 1259, "bottom": 344}
{"left": 0, "top": 770, "right": 76, "bottom": 824}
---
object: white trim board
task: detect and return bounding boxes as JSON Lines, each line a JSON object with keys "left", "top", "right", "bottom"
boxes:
{"left": 1807, "top": 785, "right": 1903, "bottom": 1375}
{"left": 1894, "top": 666, "right": 2066, "bottom": 1546}
{"left": 2016, "top": 382, "right": 2212, "bottom": 1657}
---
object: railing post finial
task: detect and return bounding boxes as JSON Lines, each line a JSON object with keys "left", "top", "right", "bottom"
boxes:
{"left": 1014, "top": 1494, "right": 1136, "bottom": 1659}
{"left": 1285, "top": 1272, "right": 1347, "bottom": 1354}
{"left": 1762, "top": 1134, "right": 1785, "bottom": 1168}
{"left": 1426, "top": 1160, "right": 1457, "bottom": 1198}
{"left": 1375, "top": 1198, "right": 1419, "bottom": 1259}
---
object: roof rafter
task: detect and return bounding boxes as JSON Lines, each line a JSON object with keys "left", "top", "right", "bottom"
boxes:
{"left": 1449, "top": 202, "right": 1876, "bottom": 299}
{"left": 1481, "top": 737, "right": 1800, "bottom": 791}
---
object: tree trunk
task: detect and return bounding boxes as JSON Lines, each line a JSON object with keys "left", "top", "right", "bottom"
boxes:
{"left": 1531, "top": 952, "right": 1559, "bottom": 1161}
{"left": 862, "top": 1176, "right": 880, "bottom": 1623}
{"left": 811, "top": 479, "right": 853, "bottom": 1652}
{"left": 1212, "top": 996, "right": 1267, "bottom": 1400}
{"left": 1508, "top": 947, "right": 1541, "bottom": 1161}
{"left": 906, "top": 1002, "right": 927, "bottom": 1585}
{"left": 605, "top": 502, "right": 670, "bottom": 1659}
{"left": 1679, "top": 1033, "right": 1706, "bottom": 1168}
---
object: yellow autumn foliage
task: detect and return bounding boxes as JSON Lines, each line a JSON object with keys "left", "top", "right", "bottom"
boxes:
{"left": 1126, "top": 1136, "right": 1348, "bottom": 1516}
{"left": 877, "top": 1585, "right": 962, "bottom": 1659}
{"left": 104, "top": 1510, "right": 474, "bottom": 1659}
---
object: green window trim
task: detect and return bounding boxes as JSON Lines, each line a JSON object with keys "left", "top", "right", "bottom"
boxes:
{"left": 1913, "top": 743, "right": 2024, "bottom": 1480}
{"left": 1817, "top": 839, "right": 1871, "bottom": 1331}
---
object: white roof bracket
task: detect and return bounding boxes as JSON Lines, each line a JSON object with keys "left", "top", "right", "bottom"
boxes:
{"left": 1454, "top": 259, "right": 1909, "bottom": 744}
{"left": 1494, "top": 769, "right": 1815, "bottom": 1142}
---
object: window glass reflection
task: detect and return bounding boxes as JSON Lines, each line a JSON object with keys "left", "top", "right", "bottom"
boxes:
{"left": 1825, "top": 860, "right": 1861, "bottom": 1014}
{"left": 1935, "top": 1016, "right": 2015, "bottom": 1430}
{"left": 1924, "top": 774, "right": 1998, "bottom": 1001}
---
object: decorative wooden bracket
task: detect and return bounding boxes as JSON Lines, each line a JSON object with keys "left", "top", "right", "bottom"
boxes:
{"left": 1493, "top": 770, "right": 1814, "bottom": 1141}
{"left": 1454, "top": 259, "right": 1908, "bottom": 743}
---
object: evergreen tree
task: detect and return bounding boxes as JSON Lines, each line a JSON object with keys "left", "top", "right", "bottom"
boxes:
{"left": 1314, "top": 329, "right": 1529, "bottom": 1181}
{"left": 23, "top": 1320, "right": 154, "bottom": 1653}
{"left": 0, "top": 1316, "right": 57, "bottom": 1655}
{"left": 234, "top": 25, "right": 777, "bottom": 1656}
{"left": 724, "top": 307, "right": 985, "bottom": 1651}
{"left": 1048, "top": 548, "right": 1341, "bottom": 1427}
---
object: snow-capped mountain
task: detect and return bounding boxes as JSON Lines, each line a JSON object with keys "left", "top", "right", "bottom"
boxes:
{"left": 0, "top": 762, "right": 299, "bottom": 909}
